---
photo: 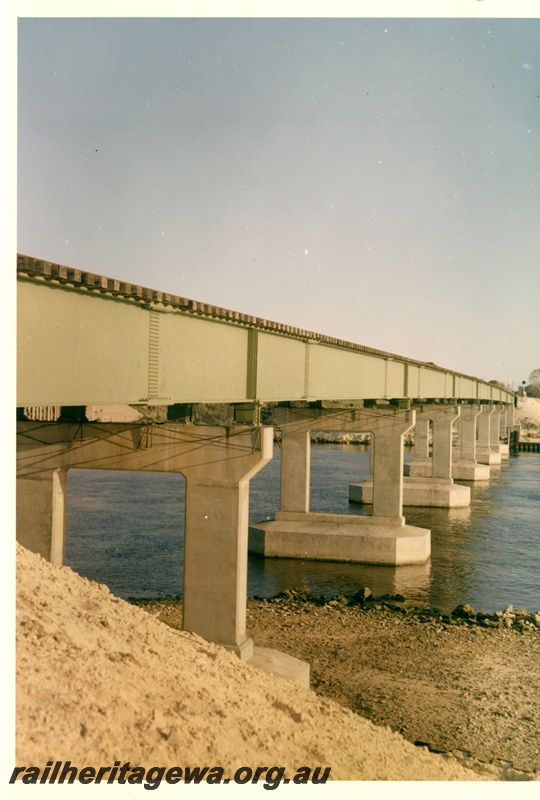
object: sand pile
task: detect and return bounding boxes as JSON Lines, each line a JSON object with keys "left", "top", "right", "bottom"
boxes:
{"left": 515, "top": 397, "right": 540, "bottom": 433}
{"left": 15, "top": 544, "right": 481, "bottom": 782}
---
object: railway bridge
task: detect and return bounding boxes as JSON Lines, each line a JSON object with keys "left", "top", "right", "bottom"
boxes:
{"left": 16, "top": 255, "right": 516, "bottom": 683}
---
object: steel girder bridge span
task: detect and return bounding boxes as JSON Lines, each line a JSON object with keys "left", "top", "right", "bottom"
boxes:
{"left": 16, "top": 255, "right": 516, "bottom": 681}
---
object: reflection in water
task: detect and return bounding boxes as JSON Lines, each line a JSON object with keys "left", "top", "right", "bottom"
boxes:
{"left": 65, "top": 447, "right": 540, "bottom": 613}
{"left": 249, "top": 557, "right": 431, "bottom": 602}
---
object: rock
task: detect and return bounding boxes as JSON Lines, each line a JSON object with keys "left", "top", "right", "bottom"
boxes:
{"left": 300, "top": 591, "right": 318, "bottom": 603}
{"left": 353, "top": 587, "right": 373, "bottom": 604}
{"left": 479, "top": 619, "right": 498, "bottom": 628}
{"left": 274, "top": 590, "right": 294, "bottom": 601}
{"left": 451, "top": 603, "right": 476, "bottom": 619}
{"left": 531, "top": 613, "right": 540, "bottom": 628}
{"left": 381, "top": 602, "right": 401, "bottom": 611}
{"left": 503, "top": 604, "right": 514, "bottom": 615}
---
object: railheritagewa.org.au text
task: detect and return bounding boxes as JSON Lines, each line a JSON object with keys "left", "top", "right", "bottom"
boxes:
{"left": 10, "top": 761, "right": 331, "bottom": 790}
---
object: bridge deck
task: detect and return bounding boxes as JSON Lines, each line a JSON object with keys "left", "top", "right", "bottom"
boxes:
{"left": 17, "top": 255, "right": 514, "bottom": 408}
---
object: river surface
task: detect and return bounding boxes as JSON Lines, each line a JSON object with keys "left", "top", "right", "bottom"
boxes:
{"left": 65, "top": 445, "right": 540, "bottom": 613}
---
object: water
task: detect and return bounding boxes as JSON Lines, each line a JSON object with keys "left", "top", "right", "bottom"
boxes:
{"left": 65, "top": 445, "right": 540, "bottom": 613}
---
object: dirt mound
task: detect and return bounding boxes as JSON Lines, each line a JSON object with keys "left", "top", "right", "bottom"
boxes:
{"left": 15, "top": 544, "right": 480, "bottom": 782}
{"left": 516, "top": 397, "right": 540, "bottom": 433}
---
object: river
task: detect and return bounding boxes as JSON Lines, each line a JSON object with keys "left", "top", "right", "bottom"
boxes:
{"left": 65, "top": 445, "right": 540, "bottom": 614}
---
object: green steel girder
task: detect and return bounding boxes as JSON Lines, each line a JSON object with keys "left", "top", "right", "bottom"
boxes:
{"left": 17, "top": 256, "right": 515, "bottom": 409}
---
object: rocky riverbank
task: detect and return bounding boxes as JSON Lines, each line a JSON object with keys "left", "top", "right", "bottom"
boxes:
{"left": 137, "top": 590, "right": 540, "bottom": 780}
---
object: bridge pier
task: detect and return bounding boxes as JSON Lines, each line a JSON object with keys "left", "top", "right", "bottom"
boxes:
{"left": 16, "top": 422, "right": 307, "bottom": 677}
{"left": 182, "top": 440, "right": 272, "bottom": 661}
{"left": 476, "top": 405, "right": 502, "bottom": 465}
{"left": 490, "top": 406, "right": 509, "bottom": 457}
{"left": 452, "top": 404, "right": 490, "bottom": 480}
{"left": 249, "top": 407, "right": 430, "bottom": 565}
{"left": 181, "top": 443, "right": 271, "bottom": 661}
{"left": 354, "top": 406, "right": 470, "bottom": 507}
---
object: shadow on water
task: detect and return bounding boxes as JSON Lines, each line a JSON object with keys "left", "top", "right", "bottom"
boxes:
{"left": 65, "top": 447, "right": 540, "bottom": 613}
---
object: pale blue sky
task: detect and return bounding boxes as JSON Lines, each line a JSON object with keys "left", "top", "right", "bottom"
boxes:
{"left": 17, "top": 16, "right": 540, "bottom": 387}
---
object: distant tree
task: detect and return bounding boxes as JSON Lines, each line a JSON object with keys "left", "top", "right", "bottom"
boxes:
{"left": 526, "top": 368, "right": 540, "bottom": 398}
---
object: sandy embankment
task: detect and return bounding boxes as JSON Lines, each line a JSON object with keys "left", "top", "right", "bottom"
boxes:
{"left": 16, "top": 544, "right": 480, "bottom": 782}
{"left": 515, "top": 396, "right": 540, "bottom": 439}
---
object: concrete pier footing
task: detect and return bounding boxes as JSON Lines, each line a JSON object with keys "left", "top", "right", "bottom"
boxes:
{"left": 249, "top": 511, "right": 430, "bottom": 565}
{"left": 349, "top": 477, "right": 471, "bottom": 508}
{"left": 476, "top": 450, "right": 502, "bottom": 465}
{"left": 248, "top": 647, "right": 310, "bottom": 688}
{"left": 452, "top": 460, "right": 491, "bottom": 481}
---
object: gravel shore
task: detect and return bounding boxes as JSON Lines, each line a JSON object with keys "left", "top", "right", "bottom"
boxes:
{"left": 142, "top": 593, "right": 540, "bottom": 780}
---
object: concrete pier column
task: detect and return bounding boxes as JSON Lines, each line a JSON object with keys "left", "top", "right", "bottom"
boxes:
{"left": 490, "top": 406, "right": 501, "bottom": 446}
{"left": 500, "top": 407, "right": 508, "bottom": 438}
{"left": 459, "top": 405, "right": 479, "bottom": 462}
{"left": 181, "top": 427, "right": 273, "bottom": 661}
{"left": 477, "top": 404, "right": 492, "bottom": 450}
{"left": 279, "top": 430, "right": 311, "bottom": 513}
{"left": 16, "top": 468, "right": 68, "bottom": 565}
{"left": 370, "top": 415, "right": 411, "bottom": 524}
{"left": 404, "top": 417, "right": 432, "bottom": 477}
{"left": 452, "top": 404, "right": 490, "bottom": 480}
{"left": 414, "top": 418, "right": 430, "bottom": 459}
{"left": 490, "top": 406, "right": 502, "bottom": 450}
{"left": 490, "top": 406, "right": 509, "bottom": 457}
{"left": 431, "top": 407, "right": 460, "bottom": 481}
{"left": 477, "top": 405, "right": 502, "bottom": 465}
